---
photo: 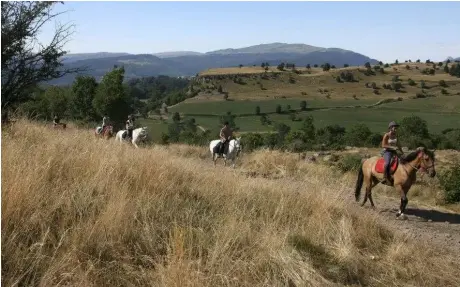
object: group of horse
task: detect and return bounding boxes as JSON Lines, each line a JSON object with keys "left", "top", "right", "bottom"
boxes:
{"left": 94, "top": 125, "right": 149, "bottom": 149}
{"left": 93, "top": 124, "right": 437, "bottom": 220}
{"left": 95, "top": 124, "right": 243, "bottom": 167}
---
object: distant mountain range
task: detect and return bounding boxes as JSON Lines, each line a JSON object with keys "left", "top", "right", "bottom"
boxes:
{"left": 446, "top": 56, "right": 460, "bottom": 61}
{"left": 52, "top": 43, "right": 380, "bottom": 85}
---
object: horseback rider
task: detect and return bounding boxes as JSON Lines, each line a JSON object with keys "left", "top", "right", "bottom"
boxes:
{"left": 126, "top": 114, "right": 135, "bottom": 139}
{"left": 381, "top": 121, "right": 404, "bottom": 183}
{"left": 219, "top": 121, "right": 233, "bottom": 155}
{"left": 53, "top": 115, "right": 60, "bottom": 127}
{"left": 102, "top": 116, "right": 108, "bottom": 129}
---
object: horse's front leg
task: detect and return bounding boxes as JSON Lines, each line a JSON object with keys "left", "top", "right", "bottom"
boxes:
{"left": 395, "top": 184, "right": 408, "bottom": 219}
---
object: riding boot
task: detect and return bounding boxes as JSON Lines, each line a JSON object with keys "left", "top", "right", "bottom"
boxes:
{"left": 384, "top": 165, "right": 393, "bottom": 185}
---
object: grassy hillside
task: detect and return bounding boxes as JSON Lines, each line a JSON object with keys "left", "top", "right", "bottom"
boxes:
{"left": 168, "top": 62, "right": 460, "bottom": 134}
{"left": 2, "top": 120, "right": 460, "bottom": 286}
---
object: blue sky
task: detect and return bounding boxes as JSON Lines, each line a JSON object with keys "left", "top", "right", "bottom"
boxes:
{"left": 40, "top": 1, "right": 460, "bottom": 62}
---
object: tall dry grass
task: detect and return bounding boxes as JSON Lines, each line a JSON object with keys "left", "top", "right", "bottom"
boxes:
{"left": 2, "top": 120, "right": 460, "bottom": 286}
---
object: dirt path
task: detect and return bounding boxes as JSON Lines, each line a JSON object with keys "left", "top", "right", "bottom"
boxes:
{"left": 351, "top": 192, "right": 460, "bottom": 256}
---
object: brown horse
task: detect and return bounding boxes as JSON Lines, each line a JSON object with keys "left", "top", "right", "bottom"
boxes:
{"left": 354, "top": 147, "right": 436, "bottom": 219}
{"left": 95, "top": 125, "right": 114, "bottom": 139}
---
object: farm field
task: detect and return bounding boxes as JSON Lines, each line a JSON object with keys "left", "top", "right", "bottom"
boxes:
{"left": 152, "top": 62, "right": 460, "bottom": 138}
{"left": 143, "top": 95, "right": 460, "bottom": 140}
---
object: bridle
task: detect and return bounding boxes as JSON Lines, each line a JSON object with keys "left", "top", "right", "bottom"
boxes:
{"left": 407, "top": 151, "right": 435, "bottom": 174}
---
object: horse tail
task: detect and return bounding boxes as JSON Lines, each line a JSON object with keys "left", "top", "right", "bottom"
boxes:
{"left": 354, "top": 162, "right": 364, "bottom": 202}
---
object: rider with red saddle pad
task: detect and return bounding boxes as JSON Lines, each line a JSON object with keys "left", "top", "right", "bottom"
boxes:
{"left": 379, "top": 121, "right": 404, "bottom": 184}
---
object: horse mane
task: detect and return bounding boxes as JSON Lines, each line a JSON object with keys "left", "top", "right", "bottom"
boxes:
{"left": 401, "top": 147, "right": 435, "bottom": 163}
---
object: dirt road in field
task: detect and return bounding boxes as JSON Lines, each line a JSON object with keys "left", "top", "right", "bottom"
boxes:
{"left": 351, "top": 192, "right": 460, "bottom": 256}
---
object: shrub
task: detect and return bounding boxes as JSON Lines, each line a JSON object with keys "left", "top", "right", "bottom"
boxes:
{"left": 242, "top": 133, "right": 264, "bottom": 152}
{"left": 441, "top": 88, "right": 449, "bottom": 95}
{"left": 408, "top": 79, "right": 416, "bottom": 86}
{"left": 300, "top": 100, "right": 307, "bottom": 111}
{"left": 438, "top": 163, "right": 460, "bottom": 203}
{"left": 336, "top": 154, "right": 363, "bottom": 173}
{"left": 276, "top": 105, "right": 282, "bottom": 114}
{"left": 439, "top": 80, "right": 447, "bottom": 87}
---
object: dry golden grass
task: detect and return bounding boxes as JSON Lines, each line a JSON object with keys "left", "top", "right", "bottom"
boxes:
{"left": 2, "top": 120, "right": 460, "bottom": 286}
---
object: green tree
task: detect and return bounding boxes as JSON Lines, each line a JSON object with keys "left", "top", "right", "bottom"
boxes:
{"left": 300, "top": 100, "right": 307, "bottom": 111}
{"left": 172, "top": 112, "right": 181, "bottom": 123}
{"left": 274, "top": 123, "right": 291, "bottom": 146}
{"left": 399, "top": 115, "right": 432, "bottom": 148}
{"left": 322, "top": 63, "right": 331, "bottom": 71}
{"left": 364, "top": 62, "right": 371, "bottom": 69}
{"left": 93, "top": 66, "right": 133, "bottom": 128}
{"left": 242, "top": 133, "right": 264, "bottom": 152}
{"left": 444, "top": 64, "right": 450, "bottom": 73}
{"left": 345, "top": 123, "right": 372, "bottom": 147}
{"left": 255, "top": 106, "right": 261, "bottom": 115}
{"left": 70, "top": 76, "right": 98, "bottom": 121}
{"left": 218, "top": 85, "right": 223, "bottom": 93}
{"left": 300, "top": 115, "right": 315, "bottom": 142}
{"left": 276, "top": 104, "right": 282, "bottom": 114}
{"left": 344, "top": 64, "right": 349, "bottom": 68}
{"left": 277, "top": 62, "right": 285, "bottom": 71}
{"left": 1, "top": 1, "right": 84, "bottom": 122}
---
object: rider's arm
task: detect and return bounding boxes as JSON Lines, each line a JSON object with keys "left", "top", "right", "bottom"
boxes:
{"left": 219, "top": 128, "right": 225, "bottom": 139}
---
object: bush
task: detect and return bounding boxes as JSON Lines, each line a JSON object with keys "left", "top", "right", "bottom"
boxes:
{"left": 336, "top": 154, "right": 363, "bottom": 173}
{"left": 242, "top": 133, "right": 264, "bottom": 152}
{"left": 408, "top": 79, "right": 416, "bottom": 86}
{"left": 438, "top": 164, "right": 460, "bottom": 203}
{"left": 276, "top": 105, "right": 282, "bottom": 114}
{"left": 345, "top": 123, "right": 372, "bottom": 147}
{"left": 300, "top": 100, "right": 307, "bottom": 111}
{"left": 439, "top": 80, "right": 447, "bottom": 87}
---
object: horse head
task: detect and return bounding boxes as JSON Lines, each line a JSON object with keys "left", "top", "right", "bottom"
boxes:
{"left": 233, "top": 137, "right": 242, "bottom": 155}
{"left": 416, "top": 147, "right": 436, "bottom": 177}
{"left": 138, "top": 127, "right": 148, "bottom": 139}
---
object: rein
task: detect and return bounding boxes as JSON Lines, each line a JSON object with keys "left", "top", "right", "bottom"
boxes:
{"left": 404, "top": 153, "right": 434, "bottom": 174}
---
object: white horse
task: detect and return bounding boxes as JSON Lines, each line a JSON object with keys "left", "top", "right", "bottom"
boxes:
{"left": 209, "top": 137, "right": 242, "bottom": 168}
{"left": 115, "top": 127, "right": 149, "bottom": 148}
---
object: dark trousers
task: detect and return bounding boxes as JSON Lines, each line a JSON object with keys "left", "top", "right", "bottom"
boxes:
{"left": 128, "top": 128, "right": 133, "bottom": 138}
{"left": 219, "top": 140, "right": 228, "bottom": 154}
{"left": 383, "top": 150, "right": 395, "bottom": 177}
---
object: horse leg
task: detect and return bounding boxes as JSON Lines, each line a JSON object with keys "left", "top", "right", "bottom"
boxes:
{"left": 366, "top": 177, "right": 380, "bottom": 208}
{"left": 360, "top": 177, "right": 373, "bottom": 207}
{"left": 395, "top": 184, "right": 408, "bottom": 218}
